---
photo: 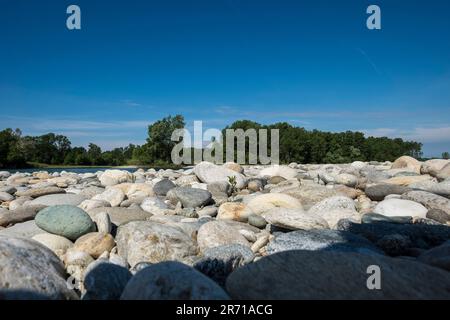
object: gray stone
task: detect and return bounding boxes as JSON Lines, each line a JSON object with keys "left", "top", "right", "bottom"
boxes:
{"left": 0, "top": 205, "right": 44, "bottom": 227}
{"left": 87, "top": 206, "right": 153, "bottom": 226}
{"left": 116, "top": 221, "right": 198, "bottom": 267}
{"left": 418, "top": 241, "right": 450, "bottom": 271}
{"left": 402, "top": 190, "right": 450, "bottom": 216}
{"left": 0, "top": 220, "right": 47, "bottom": 238}
{"left": 365, "top": 184, "right": 411, "bottom": 201}
{"left": 35, "top": 205, "right": 96, "bottom": 241}
{"left": 337, "top": 219, "right": 450, "bottom": 250}
{"left": 194, "top": 244, "right": 254, "bottom": 287}
{"left": 79, "top": 186, "right": 105, "bottom": 199}
{"left": 361, "top": 213, "right": 413, "bottom": 224}
{"left": 248, "top": 214, "right": 267, "bottom": 229}
{"left": 82, "top": 261, "right": 132, "bottom": 300}
{"left": 0, "top": 191, "right": 14, "bottom": 201}
{"left": 376, "top": 234, "right": 413, "bottom": 256}
{"left": 120, "top": 261, "right": 230, "bottom": 300}
{"left": 427, "top": 208, "right": 450, "bottom": 224}
{"left": 225, "top": 250, "right": 450, "bottom": 299}
{"left": 153, "top": 179, "right": 176, "bottom": 196}
{"left": 29, "top": 193, "right": 86, "bottom": 207}
{"left": 0, "top": 235, "right": 78, "bottom": 300}
{"left": 197, "top": 221, "right": 250, "bottom": 252}
{"left": 267, "top": 229, "right": 382, "bottom": 255}
{"left": 167, "top": 187, "right": 212, "bottom": 208}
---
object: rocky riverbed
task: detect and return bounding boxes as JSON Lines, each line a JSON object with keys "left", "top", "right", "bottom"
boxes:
{"left": 1, "top": 156, "right": 450, "bottom": 299}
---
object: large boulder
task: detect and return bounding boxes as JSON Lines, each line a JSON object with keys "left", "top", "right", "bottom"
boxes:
{"left": 0, "top": 206, "right": 43, "bottom": 227}
{"left": 421, "top": 159, "right": 450, "bottom": 177}
{"left": 153, "top": 179, "right": 176, "bottom": 196}
{"left": 193, "top": 162, "right": 246, "bottom": 189}
{"left": 120, "top": 261, "right": 230, "bottom": 300}
{"left": 116, "top": 221, "right": 198, "bottom": 267}
{"left": 0, "top": 235, "right": 78, "bottom": 300}
{"left": 217, "top": 202, "right": 249, "bottom": 222}
{"left": 437, "top": 163, "right": 450, "bottom": 181}
{"left": 401, "top": 190, "right": 450, "bottom": 216}
{"left": 35, "top": 205, "right": 96, "bottom": 241}
{"left": 391, "top": 156, "right": 422, "bottom": 174}
{"left": 225, "top": 250, "right": 450, "bottom": 299}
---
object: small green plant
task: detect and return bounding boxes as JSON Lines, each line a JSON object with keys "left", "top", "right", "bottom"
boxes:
{"left": 228, "top": 175, "right": 237, "bottom": 194}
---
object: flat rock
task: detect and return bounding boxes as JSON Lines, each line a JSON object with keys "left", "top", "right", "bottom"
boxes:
{"left": 92, "top": 187, "right": 125, "bottom": 207}
{"left": 0, "top": 205, "right": 44, "bottom": 227}
{"left": 259, "top": 165, "right": 298, "bottom": 180}
{"left": 29, "top": 194, "right": 86, "bottom": 207}
{"left": 73, "top": 232, "right": 115, "bottom": 258}
{"left": 15, "top": 187, "right": 65, "bottom": 198}
{"left": 225, "top": 250, "right": 450, "bottom": 299}
{"left": 365, "top": 184, "right": 411, "bottom": 201}
{"left": 0, "top": 220, "right": 47, "bottom": 238}
{"left": 99, "top": 170, "right": 133, "bottom": 186}
{"left": 244, "top": 193, "right": 303, "bottom": 215}
{"left": 308, "top": 196, "right": 356, "bottom": 215}
{"left": 391, "top": 155, "right": 422, "bottom": 174}
{"left": 120, "top": 261, "right": 230, "bottom": 300}
{"left": 87, "top": 206, "right": 153, "bottom": 226}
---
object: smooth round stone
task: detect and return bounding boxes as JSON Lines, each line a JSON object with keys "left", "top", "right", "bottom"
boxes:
{"left": 120, "top": 261, "right": 230, "bottom": 300}
{"left": 153, "top": 179, "right": 176, "bottom": 196}
{"left": 247, "top": 178, "right": 264, "bottom": 192}
{"left": 73, "top": 232, "right": 115, "bottom": 258}
{"left": 35, "top": 205, "right": 96, "bottom": 241}
{"left": 0, "top": 192, "right": 14, "bottom": 201}
{"left": 374, "top": 198, "right": 427, "bottom": 218}
{"left": 248, "top": 214, "right": 267, "bottom": 229}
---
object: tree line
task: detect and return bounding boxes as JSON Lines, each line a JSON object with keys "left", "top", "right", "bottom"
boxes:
{"left": 0, "top": 115, "right": 433, "bottom": 169}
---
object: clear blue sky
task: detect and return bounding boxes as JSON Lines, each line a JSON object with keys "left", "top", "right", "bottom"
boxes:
{"left": 0, "top": 0, "right": 449, "bottom": 157}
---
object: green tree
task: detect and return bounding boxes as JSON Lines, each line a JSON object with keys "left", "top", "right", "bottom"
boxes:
{"left": 145, "top": 115, "right": 185, "bottom": 164}
{"left": 443, "top": 152, "right": 450, "bottom": 160}
{"left": 87, "top": 143, "right": 103, "bottom": 165}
